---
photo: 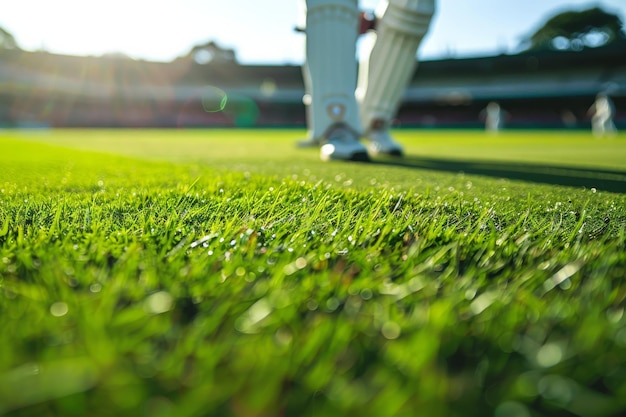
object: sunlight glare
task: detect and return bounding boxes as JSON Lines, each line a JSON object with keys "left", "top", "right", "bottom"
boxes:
{"left": 8, "top": 0, "right": 196, "bottom": 60}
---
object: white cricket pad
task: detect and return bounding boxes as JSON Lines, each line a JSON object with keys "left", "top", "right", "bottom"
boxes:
{"left": 304, "top": 0, "right": 362, "bottom": 140}
{"left": 357, "top": 0, "right": 435, "bottom": 133}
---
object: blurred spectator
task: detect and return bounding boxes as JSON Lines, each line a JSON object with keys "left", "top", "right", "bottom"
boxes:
{"left": 588, "top": 93, "right": 617, "bottom": 137}
{"left": 480, "top": 101, "right": 508, "bottom": 133}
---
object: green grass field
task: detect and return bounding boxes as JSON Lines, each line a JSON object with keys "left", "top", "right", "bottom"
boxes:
{"left": 1, "top": 129, "right": 626, "bottom": 417}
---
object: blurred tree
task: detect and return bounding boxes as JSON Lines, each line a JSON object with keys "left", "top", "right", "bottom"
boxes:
{"left": 0, "top": 26, "right": 19, "bottom": 49}
{"left": 522, "top": 7, "right": 625, "bottom": 51}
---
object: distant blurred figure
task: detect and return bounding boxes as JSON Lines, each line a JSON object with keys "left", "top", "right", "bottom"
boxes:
{"left": 560, "top": 109, "right": 578, "bottom": 128}
{"left": 480, "top": 101, "right": 505, "bottom": 133}
{"left": 299, "top": 0, "right": 436, "bottom": 161}
{"left": 588, "top": 93, "right": 616, "bottom": 137}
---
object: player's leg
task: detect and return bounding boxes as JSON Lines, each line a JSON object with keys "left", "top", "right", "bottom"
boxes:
{"left": 604, "top": 102, "right": 617, "bottom": 136}
{"left": 304, "top": 0, "right": 368, "bottom": 161}
{"left": 607, "top": 119, "right": 617, "bottom": 135}
{"left": 591, "top": 115, "right": 603, "bottom": 137}
{"left": 357, "top": 0, "right": 435, "bottom": 156}
{"left": 485, "top": 102, "right": 502, "bottom": 132}
{"left": 601, "top": 115, "right": 617, "bottom": 136}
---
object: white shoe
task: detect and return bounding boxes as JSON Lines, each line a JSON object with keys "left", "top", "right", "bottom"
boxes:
{"left": 319, "top": 123, "right": 370, "bottom": 162}
{"left": 365, "top": 129, "right": 404, "bottom": 157}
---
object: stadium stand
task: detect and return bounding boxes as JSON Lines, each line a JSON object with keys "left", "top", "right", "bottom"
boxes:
{"left": 0, "top": 41, "right": 624, "bottom": 129}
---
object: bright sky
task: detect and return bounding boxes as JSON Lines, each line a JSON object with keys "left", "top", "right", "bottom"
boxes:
{"left": 1, "top": 0, "right": 625, "bottom": 64}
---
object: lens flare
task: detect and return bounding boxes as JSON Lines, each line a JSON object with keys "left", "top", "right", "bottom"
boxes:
{"left": 201, "top": 86, "right": 228, "bottom": 113}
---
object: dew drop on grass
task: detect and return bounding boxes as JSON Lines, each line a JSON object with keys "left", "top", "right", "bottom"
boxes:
{"left": 326, "top": 298, "right": 340, "bottom": 312}
{"left": 381, "top": 321, "right": 401, "bottom": 340}
{"left": 283, "top": 263, "right": 297, "bottom": 276}
{"left": 144, "top": 291, "right": 174, "bottom": 315}
{"left": 606, "top": 308, "right": 623, "bottom": 323}
{"left": 274, "top": 328, "right": 293, "bottom": 347}
{"left": 559, "top": 279, "right": 572, "bottom": 290}
{"left": 295, "top": 257, "right": 307, "bottom": 269}
{"left": 50, "top": 302, "right": 69, "bottom": 317}
{"left": 536, "top": 343, "right": 564, "bottom": 368}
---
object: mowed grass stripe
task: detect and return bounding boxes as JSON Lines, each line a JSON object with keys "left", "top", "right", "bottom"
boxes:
{"left": 8, "top": 129, "right": 626, "bottom": 193}
{"left": 10, "top": 129, "right": 626, "bottom": 169}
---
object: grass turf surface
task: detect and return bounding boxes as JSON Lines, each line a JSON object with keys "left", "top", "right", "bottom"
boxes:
{"left": 1, "top": 129, "right": 626, "bottom": 417}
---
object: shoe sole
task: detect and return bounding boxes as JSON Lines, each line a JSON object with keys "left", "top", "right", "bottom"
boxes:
{"left": 385, "top": 149, "right": 404, "bottom": 158}
{"left": 350, "top": 151, "right": 371, "bottom": 162}
{"left": 369, "top": 150, "right": 404, "bottom": 158}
